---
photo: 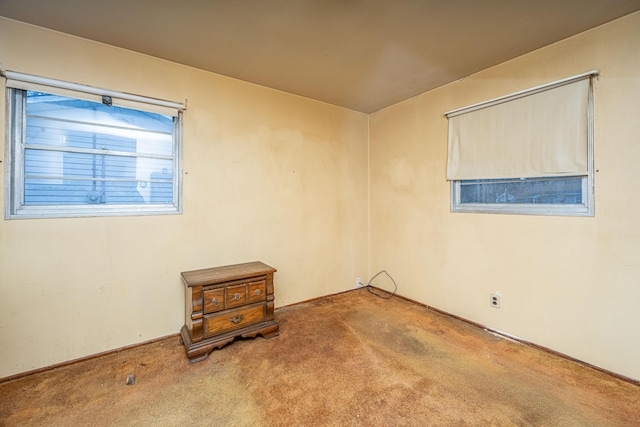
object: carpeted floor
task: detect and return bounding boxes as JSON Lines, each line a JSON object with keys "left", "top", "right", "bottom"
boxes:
{"left": 1, "top": 288, "right": 639, "bottom": 426}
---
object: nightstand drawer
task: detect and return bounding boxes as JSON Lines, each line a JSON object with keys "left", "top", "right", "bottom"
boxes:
{"left": 248, "top": 280, "right": 266, "bottom": 303}
{"left": 203, "top": 288, "right": 225, "bottom": 314}
{"left": 226, "top": 283, "right": 248, "bottom": 308}
{"left": 203, "top": 303, "right": 266, "bottom": 337}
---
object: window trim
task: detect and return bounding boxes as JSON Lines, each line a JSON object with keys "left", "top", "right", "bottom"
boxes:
{"left": 3, "top": 72, "right": 185, "bottom": 219}
{"left": 448, "top": 72, "right": 596, "bottom": 217}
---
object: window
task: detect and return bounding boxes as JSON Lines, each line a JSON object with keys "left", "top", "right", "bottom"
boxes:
{"left": 4, "top": 71, "right": 185, "bottom": 219}
{"left": 446, "top": 71, "right": 597, "bottom": 216}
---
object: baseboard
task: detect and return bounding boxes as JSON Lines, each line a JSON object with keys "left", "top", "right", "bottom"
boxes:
{"left": 388, "top": 289, "right": 640, "bottom": 387}
{"left": 276, "top": 287, "right": 358, "bottom": 309}
{"left": 0, "top": 333, "right": 180, "bottom": 384}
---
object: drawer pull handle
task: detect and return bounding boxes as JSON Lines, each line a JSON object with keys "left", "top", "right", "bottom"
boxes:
{"left": 234, "top": 293, "right": 241, "bottom": 300}
{"left": 211, "top": 298, "right": 219, "bottom": 307}
{"left": 230, "top": 314, "right": 244, "bottom": 324}
{"left": 255, "top": 289, "right": 262, "bottom": 296}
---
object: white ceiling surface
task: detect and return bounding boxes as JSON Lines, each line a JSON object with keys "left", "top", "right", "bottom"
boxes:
{"left": 1, "top": 0, "right": 640, "bottom": 113}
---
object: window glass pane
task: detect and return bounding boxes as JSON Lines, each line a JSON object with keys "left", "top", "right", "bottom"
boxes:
{"left": 26, "top": 91, "right": 174, "bottom": 156}
{"left": 24, "top": 178, "right": 153, "bottom": 205}
{"left": 17, "top": 90, "right": 177, "bottom": 210}
{"left": 459, "top": 177, "right": 583, "bottom": 205}
{"left": 24, "top": 149, "right": 173, "bottom": 205}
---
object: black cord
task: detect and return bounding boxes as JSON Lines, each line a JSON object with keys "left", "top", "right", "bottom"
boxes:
{"left": 362, "top": 270, "right": 397, "bottom": 299}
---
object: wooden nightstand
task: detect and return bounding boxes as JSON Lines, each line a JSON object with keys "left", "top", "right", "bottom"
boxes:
{"left": 180, "top": 261, "right": 279, "bottom": 363}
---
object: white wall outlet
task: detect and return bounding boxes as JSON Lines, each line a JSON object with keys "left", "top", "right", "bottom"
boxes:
{"left": 490, "top": 292, "right": 501, "bottom": 308}
{"left": 356, "top": 277, "right": 362, "bottom": 288}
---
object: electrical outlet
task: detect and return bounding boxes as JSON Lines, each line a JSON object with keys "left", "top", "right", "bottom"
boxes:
{"left": 490, "top": 292, "right": 501, "bottom": 308}
{"left": 356, "top": 277, "right": 362, "bottom": 288}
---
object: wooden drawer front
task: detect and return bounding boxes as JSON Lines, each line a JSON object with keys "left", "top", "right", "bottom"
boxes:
{"left": 226, "top": 284, "right": 247, "bottom": 308}
{"left": 203, "top": 288, "right": 225, "bottom": 314}
{"left": 248, "top": 280, "right": 266, "bottom": 304}
{"left": 203, "top": 303, "right": 266, "bottom": 337}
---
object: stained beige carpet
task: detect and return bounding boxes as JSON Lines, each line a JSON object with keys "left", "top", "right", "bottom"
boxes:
{"left": 1, "top": 288, "right": 639, "bottom": 426}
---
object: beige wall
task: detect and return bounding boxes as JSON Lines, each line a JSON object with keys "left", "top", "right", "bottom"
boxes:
{"left": 0, "top": 18, "right": 369, "bottom": 377}
{"left": 370, "top": 11, "right": 640, "bottom": 381}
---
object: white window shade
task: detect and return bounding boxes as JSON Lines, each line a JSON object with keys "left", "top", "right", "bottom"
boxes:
{"left": 446, "top": 73, "right": 595, "bottom": 181}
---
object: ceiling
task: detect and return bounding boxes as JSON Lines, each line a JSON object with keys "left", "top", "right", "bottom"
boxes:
{"left": 1, "top": 0, "right": 640, "bottom": 113}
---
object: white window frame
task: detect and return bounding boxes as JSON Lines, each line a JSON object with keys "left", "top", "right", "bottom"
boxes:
{"left": 447, "top": 72, "right": 596, "bottom": 217}
{"left": 3, "top": 71, "right": 185, "bottom": 219}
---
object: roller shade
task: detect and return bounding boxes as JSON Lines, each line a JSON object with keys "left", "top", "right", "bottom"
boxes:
{"left": 446, "top": 72, "right": 595, "bottom": 181}
{"left": 3, "top": 70, "right": 186, "bottom": 117}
